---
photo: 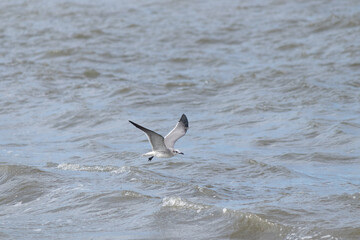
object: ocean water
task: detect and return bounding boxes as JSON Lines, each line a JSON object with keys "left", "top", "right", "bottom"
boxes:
{"left": 1, "top": 0, "right": 360, "bottom": 239}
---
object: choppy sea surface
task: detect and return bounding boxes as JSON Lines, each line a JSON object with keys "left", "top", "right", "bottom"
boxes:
{"left": 1, "top": 0, "right": 360, "bottom": 239}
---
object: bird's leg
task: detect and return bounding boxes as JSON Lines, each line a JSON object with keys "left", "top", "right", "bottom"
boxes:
{"left": 148, "top": 156, "right": 154, "bottom": 161}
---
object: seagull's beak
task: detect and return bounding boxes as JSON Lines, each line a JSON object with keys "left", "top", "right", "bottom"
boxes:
{"left": 179, "top": 152, "right": 184, "bottom": 155}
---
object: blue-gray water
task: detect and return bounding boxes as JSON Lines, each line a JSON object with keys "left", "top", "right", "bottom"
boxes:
{"left": 1, "top": 0, "right": 360, "bottom": 239}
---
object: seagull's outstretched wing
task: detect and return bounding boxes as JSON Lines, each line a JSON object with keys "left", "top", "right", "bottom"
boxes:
{"left": 164, "top": 114, "right": 189, "bottom": 149}
{"left": 129, "top": 121, "right": 167, "bottom": 151}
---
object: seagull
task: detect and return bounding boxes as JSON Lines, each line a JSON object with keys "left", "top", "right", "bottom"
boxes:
{"left": 129, "top": 114, "right": 189, "bottom": 161}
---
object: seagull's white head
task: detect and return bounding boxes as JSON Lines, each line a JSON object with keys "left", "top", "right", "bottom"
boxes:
{"left": 173, "top": 149, "right": 184, "bottom": 155}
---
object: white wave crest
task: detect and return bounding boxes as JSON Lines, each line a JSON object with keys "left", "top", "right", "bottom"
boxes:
{"left": 56, "top": 163, "right": 129, "bottom": 174}
{"left": 162, "top": 196, "right": 208, "bottom": 213}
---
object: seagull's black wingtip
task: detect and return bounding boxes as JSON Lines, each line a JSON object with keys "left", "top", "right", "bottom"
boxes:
{"left": 129, "top": 120, "right": 138, "bottom": 127}
{"left": 179, "top": 114, "right": 189, "bottom": 128}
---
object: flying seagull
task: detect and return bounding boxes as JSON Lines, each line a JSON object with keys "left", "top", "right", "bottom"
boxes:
{"left": 129, "top": 114, "right": 189, "bottom": 161}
